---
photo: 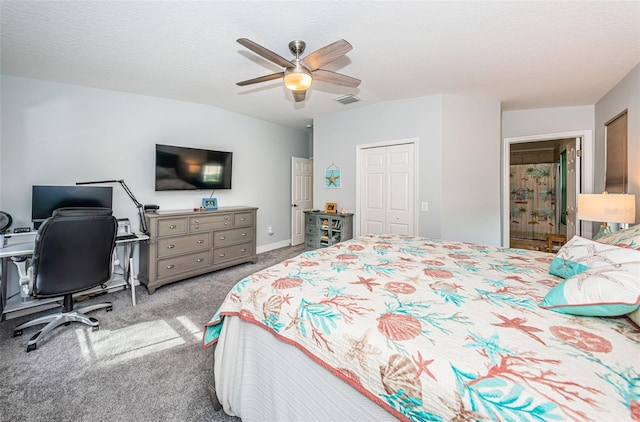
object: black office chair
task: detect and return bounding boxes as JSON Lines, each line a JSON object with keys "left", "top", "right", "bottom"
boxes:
{"left": 13, "top": 207, "right": 117, "bottom": 352}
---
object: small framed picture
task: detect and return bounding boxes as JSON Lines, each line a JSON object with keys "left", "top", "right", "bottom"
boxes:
{"left": 325, "top": 202, "right": 337, "bottom": 214}
{"left": 202, "top": 198, "right": 218, "bottom": 210}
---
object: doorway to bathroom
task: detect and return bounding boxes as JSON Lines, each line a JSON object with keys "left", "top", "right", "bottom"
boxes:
{"left": 502, "top": 130, "right": 594, "bottom": 250}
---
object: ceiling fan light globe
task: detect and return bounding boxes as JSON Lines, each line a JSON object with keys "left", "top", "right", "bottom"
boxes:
{"left": 284, "top": 67, "right": 312, "bottom": 91}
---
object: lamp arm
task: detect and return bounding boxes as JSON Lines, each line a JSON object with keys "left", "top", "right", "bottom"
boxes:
{"left": 76, "top": 179, "right": 149, "bottom": 235}
{"left": 116, "top": 180, "right": 149, "bottom": 235}
{"left": 116, "top": 180, "right": 143, "bottom": 208}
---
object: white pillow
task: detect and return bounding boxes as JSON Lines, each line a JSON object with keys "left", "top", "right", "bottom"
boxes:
{"left": 541, "top": 260, "right": 640, "bottom": 316}
{"left": 549, "top": 235, "right": 639, "bottom": 278}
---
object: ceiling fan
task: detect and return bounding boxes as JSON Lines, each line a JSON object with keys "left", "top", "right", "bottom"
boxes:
{"left": 236, "top": 38, "right": 361, "bottom": 102}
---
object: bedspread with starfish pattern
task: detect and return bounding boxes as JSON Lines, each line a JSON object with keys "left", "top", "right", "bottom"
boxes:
{"left": 203, "top": 234, "right": 640, "bottom": 421}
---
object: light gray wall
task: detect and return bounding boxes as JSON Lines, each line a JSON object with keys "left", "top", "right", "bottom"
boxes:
{"left": 0, "top": 76, "right": 309, "bottom": 250}
{"left": 442, "top": 95, "right": 501, "bottom": 245}
{"left": 595, "top": 63, "right": 640, "bottom": 224}
{"left": 314, "top": 94, "right": 502, "bottom": 245}
{"left": 502, "top": 105, "right": 595, "bottom": 139}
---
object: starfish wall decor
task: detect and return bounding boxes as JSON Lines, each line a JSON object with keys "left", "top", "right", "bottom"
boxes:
{"left": 325, "top": 164, "right": 341, "bottom": 189}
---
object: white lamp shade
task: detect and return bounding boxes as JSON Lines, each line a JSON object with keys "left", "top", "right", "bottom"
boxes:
{"left": 577, "top": 193, "right": 636, "bottom": 224}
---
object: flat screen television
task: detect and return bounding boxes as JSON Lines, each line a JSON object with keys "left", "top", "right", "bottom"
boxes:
{"left": 32, "top": 185, "right": 113, "bottom": 227}
{"left": 155, "top": 144, "right": 233, "bottom": 191}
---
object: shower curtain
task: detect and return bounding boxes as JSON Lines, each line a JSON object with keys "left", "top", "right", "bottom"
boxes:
{"left": 510, "top": 163, "right": 557, "bottom": 240}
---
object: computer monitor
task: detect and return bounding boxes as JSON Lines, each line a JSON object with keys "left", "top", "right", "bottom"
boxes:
{"left": 32, "top": 185, "right": 113, "bottom": 228}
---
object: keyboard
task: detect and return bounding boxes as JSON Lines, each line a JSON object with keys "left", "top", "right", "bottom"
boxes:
{"left": 116, "top": 233, "right": 138, "bottom": 241}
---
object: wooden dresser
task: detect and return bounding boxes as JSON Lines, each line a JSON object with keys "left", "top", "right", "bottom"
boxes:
{"left": 139, "top": 207, "right": 258, "bottom": 293}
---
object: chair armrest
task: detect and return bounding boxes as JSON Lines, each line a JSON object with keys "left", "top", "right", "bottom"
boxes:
{"left": 11, "top": 257, "right": 33, "bottom": 296}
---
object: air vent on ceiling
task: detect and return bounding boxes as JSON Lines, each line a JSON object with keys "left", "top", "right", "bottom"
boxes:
{"left": 335, "top": 94, "right": 361, "bottom": 105}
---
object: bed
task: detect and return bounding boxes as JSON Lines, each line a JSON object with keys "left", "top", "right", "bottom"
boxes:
{"left": 203, "top": 233, "right": 640, "bottom": 421}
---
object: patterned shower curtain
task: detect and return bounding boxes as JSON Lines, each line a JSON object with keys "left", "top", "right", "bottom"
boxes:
{"left": 510, "top": 164, "right": 557, "bottom": 240}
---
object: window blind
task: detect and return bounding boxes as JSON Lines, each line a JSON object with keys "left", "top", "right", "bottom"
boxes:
{"left": 605, "top": 111, "right": 628, "bottom": 193}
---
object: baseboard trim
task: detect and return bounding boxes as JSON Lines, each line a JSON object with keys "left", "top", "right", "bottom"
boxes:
{"left": 257, "top": 239, "right": 293, "bottom": 254}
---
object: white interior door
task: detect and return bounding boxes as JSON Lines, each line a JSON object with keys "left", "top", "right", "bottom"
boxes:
{"left": 565, "top": 138, "right": 581, "bottom": 239}
{"left": 291, "top": 157, "right": 313, "bottom": 246}
{"left": 359, "top": 143, "right": 415, "bottom": 235}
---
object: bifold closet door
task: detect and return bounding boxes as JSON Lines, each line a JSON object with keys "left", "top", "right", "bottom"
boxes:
{"left": 360, "top": 143, "right": 415, "bottom": 235}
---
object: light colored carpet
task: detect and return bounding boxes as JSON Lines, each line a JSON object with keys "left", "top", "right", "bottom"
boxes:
{"left": 0, "top": 244, "right": 304, "bottom": 422}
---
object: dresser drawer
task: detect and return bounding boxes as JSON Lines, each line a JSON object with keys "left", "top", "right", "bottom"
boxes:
{"left": 234, "top": 212, "right": 253, "bottom": 227}
{"left": 157, "top": 217, "right": 188, "bottom": 237}
{"left": 157, "top": 233, "right": 211, "bottom": 258}
{"left": 190, "top": 213, "right": 233, "bottom": 232}
{"left": 305, "top": 236, "right": 317, "bottom": 248}
{"left": 157, "top": 250, "right": 211, "bottom": 278}
{"left": 305, "top": 214, "right": 317, "bottom": 226}
{"left": 213, "top": 243, "right": 253, "bottom": 264}
{"left": 305, "top": 224, "right": 316, "bottom": 235}
{"left": 214, "top": 227, "right": 252, "bottom": 247}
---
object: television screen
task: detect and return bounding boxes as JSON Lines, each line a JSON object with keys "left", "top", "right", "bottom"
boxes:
{"left": 155, "top": 144, "right": 233, "bottom": 191}
{"left": 32, "top": 185, "right": 113, "bottom": 225}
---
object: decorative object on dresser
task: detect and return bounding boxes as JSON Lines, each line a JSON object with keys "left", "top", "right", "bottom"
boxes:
{"left": 202, "top": 198, "right": 218, "bottom": 210}
{"left": 304, "top": 210, "right": 353, "bottom": 250}
{"left": 139, "top": 207, "right": 257, "bottom": 293}
{"left": 324, "top": 202, "right": 337, "bottom": 213}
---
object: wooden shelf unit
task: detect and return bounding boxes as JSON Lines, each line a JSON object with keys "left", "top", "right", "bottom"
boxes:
{"left": 304, "top": 211, "right": 353, "bottom": 250}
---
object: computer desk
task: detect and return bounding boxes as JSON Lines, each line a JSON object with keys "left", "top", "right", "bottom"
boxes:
{"left": 0, "top": 232, "right": 149, "bottom": 321}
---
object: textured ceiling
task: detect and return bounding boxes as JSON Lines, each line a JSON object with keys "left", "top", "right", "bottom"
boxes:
{"left": 1, "top": 1, "right": 639, "bottom": 130}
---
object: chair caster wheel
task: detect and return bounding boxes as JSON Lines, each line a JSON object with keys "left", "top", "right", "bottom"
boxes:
{"left": 106, "top": 306, "right": 113, "bottom": 312}
{"left": 90, "top": 317, "right": 100, "bottom": 332}
{"left": 26, "top": 344, "right": 37, "bottom": 352}
{"left": 13, "top": 330, "right": 23, "bottom": 337}
{"left": 64, "top": 322, "right": 71, "bottom": 326}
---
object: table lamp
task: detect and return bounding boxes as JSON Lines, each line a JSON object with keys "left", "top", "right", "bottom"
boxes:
{"left": 76, "top": 179, "right": 152, "bottom": 235}
{"left": 577, "top": 192, "right": 636, "bottom": 239}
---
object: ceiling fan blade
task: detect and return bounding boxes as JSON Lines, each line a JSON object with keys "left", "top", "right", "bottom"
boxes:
{"left": 311, "top": 69, "right": 361, "bottom": 88}
{"left": 292, "top": 90, "right": 306, "bottom": 102}
{"left": 301, "top": 39, "right": 353, "bottom": 71}
{"left": 236, "top": 72, "right": 284, "bottom": 86}
{"left": 237, "top": 38, "right": 293, "bottom": 68}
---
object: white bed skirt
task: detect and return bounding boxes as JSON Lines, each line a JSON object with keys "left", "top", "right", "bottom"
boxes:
{"left": 213, "top": 316, "right": 398, "bottom": 421}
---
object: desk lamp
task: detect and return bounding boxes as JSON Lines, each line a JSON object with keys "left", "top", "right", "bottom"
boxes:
{"left": 577, "top": 192, "right": 636, "bottom": 239}
{"left": 76, "top": 180, "right": 153, "bottom": 235}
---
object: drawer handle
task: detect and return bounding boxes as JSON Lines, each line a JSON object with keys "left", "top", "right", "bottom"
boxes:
{"left": 194, "top": 219, "right": 199, "bottom": 223}
{"left": 241, "top": 233, "right": 247, "bottom": 236}
{"left": 219, "top": 253, "right": 226, "bottom": 257}
{"left": 219, "top": 236, "right": 226, "bottom": 240}
{"left": 166, "top": 245, "right": 175, "bottom": 249}
{"left": 241, "top": 248, "right": 247, "bottom": 252}
{"left": 169, "top": 225, "right": 177, "bottom": 229}
{"left": 224, "top": 217, "right": 230, "bottom": 220}
{"left": 197, "top": 240, "right": 204, "bottom": 244}
{"left": 224, "top": 222, "right": 229, "bottom": 226}
{"left": 196, "top": 258, "right": 204, "bottom": 263}
{"left": 240, "top": 218, "right": 246, "bottom": 221}
{"left": 166, "top": 265, "right": 175, "bottom": 269}
{"left": 194, "top": 225, "right": 199, "bottom": 230}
